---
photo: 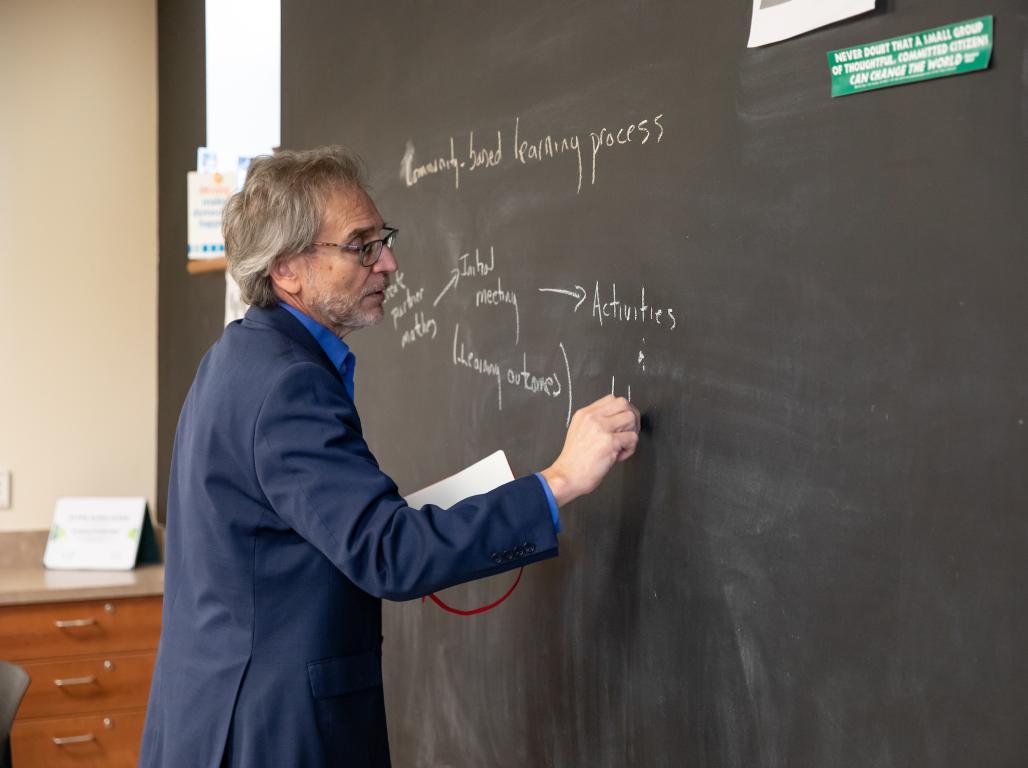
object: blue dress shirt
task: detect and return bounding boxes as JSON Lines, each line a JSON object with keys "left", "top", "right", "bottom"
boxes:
{"left": 278, "top": 302, "right": 561, "bottom": 532}
{"left": 279, "top": 303, "right": 355, "bottom": 399}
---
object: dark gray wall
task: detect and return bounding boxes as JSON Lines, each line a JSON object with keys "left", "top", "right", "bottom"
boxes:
{"left": 279, "top": 1, "right": 1027, "bottom": 767}
{"left": 157, "top": 0, "right": 222, "bottom": 522}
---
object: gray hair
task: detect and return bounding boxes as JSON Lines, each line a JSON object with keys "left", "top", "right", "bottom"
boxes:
{"left": 222, "top": 146, "right": 367, "bottom": 307}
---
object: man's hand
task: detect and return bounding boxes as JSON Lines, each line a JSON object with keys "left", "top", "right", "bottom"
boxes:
{"left": 540, "top": 395, "right": 641, "bottom": 507}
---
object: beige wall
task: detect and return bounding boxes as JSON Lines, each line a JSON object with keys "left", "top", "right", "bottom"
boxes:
{"left": 0, "top": 0, "right": 157, "bottom": 531}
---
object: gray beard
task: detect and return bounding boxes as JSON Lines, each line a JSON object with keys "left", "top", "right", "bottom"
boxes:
{"left": 309, "top": 277, "right": 389, "bottom": 340}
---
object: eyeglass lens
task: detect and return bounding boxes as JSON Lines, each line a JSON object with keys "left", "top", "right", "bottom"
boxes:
{"left": 362, "top": 230, "right": 397, "bottom": 266}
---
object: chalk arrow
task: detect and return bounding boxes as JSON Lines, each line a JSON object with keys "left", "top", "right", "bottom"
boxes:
{"left": 538, "top": 285, "right": 587, "bottom": 312}
{"left": 433, "top": 269, "right": 460, "bottom": 307}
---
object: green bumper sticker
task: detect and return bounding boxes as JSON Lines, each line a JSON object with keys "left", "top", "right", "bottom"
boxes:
{"left": 828, "top": 16, "right": 993, "bottom": 97}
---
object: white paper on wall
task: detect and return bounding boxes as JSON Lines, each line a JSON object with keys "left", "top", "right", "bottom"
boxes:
{"left": 187, "top": 170, "right": 236, "bottom": 260}
{"left": 747, "top": 0, "right": 875, "bottom": 48}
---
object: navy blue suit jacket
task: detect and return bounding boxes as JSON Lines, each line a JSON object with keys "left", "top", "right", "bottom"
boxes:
{"left": 140, "top": 305, "right": 558, "bottom": 768}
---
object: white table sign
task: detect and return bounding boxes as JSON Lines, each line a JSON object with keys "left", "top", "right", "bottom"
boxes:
{"left": 43, "top": 497, "right": 160, "bottom": 571}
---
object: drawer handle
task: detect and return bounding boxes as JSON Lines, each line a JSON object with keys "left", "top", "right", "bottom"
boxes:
{"left": 54, "top": 618, "right": 96, "bottom": 628}
{"left": 54, "top": 675, "right": 96, "bottom": 687}
{"left": 53, "top": 733, "right": 95, "bottom": 745}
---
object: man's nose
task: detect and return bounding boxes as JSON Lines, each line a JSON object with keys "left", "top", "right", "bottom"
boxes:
{"left": 373, "top": 245, "right": 398, "bottom": 273}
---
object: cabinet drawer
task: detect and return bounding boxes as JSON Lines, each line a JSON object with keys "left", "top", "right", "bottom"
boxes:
{"left": 11, "top": 710, "right": 145, "bottom": 767}
{"left": 18, "top": 651, "right": 156, "bottom": 719}
{"left": 0, "top": 596, "right": 161, "bottom": 661}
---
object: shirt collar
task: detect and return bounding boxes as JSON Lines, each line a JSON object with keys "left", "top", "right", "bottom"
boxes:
{"left": 277, "top": 302, "right": 355, "bottom": 376}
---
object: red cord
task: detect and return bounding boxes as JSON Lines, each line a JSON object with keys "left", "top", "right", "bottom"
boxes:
{"left": 422, "top": 567, "right": 524, "bottom": 616}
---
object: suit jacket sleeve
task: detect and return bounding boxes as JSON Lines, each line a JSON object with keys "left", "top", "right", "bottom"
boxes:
{"left": 253, "top": 360, "right": 559, "bottom": 600}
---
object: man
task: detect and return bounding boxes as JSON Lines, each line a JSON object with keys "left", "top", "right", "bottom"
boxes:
{"left": 140, "top": 146, "right": 639, "bottom": 768}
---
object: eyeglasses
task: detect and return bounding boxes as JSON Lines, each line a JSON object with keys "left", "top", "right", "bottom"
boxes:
{"left": 310, "top": 226, "right": 398, "bottom": 267}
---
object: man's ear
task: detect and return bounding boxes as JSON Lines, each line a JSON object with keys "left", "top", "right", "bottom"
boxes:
{"left": 269, "top": 253, "right": 305, "bottom": 297}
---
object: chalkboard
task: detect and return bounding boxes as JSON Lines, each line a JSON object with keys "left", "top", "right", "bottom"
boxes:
{"left": 277, "top": 1, "right": 1027, "bottom": 766}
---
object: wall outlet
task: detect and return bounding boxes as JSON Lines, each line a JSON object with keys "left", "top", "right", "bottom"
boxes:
{"left": 0, "top": 468, "right": 10, "bottom": 509}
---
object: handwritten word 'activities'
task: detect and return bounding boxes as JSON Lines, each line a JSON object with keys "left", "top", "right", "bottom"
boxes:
{"left": 539, "top": 283, "right": 678, "bottom": 331}
{"left": 400, "top": 111, "right": 665, "bottom": 194}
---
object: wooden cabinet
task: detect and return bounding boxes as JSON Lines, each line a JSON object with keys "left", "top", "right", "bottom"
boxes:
{"left": 2, "top": 595, "right": 162, "bottom": 767}
{"left": 16, "top": 653, "right": 157, "bottom": 720}
{"left": 9, "top": 712, "right": 146, "bottom": 768}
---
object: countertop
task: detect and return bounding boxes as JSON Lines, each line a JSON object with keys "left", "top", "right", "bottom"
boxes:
{"left": 0, "top": 530, "right": 164, "bottom": 606}
{"left": 0, "top": 564, "right": 164, "bottom": 606}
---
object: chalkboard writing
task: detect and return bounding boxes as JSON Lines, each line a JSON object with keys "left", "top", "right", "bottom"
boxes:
{"left": 402, "top": 111, "right": 664, "bottom": 194}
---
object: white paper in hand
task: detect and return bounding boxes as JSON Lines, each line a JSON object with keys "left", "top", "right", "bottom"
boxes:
{"left": 404, "top": 450, "right": 514, "bottom": 510}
